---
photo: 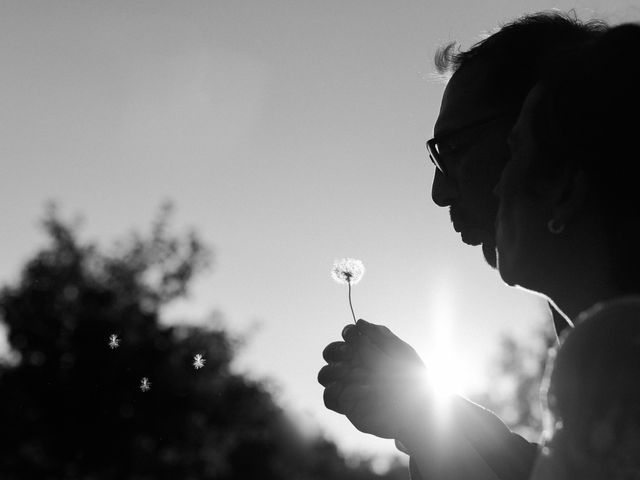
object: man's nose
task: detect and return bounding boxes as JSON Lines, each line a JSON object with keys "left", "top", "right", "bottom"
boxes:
{"left": 431, "top": 169, "right": 459, "bottom": 206}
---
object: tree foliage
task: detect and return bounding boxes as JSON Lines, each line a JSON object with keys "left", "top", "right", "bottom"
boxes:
{"left": 469, "top": 327, "right": 557, "bottom": 442}
{"left": 0, "top": 206, "right": 406, "bottom": 480}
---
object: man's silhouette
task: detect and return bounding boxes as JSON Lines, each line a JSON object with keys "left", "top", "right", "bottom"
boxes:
{"left": 319, "top": 11, "right": 607, "bottom": 480}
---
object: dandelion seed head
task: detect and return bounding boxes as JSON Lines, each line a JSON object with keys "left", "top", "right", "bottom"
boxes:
{"left": 331, "top": 258, "right": 365, "bottom": 285}
{"left": 193, "top": 353, "right": 206, "bottom": 370}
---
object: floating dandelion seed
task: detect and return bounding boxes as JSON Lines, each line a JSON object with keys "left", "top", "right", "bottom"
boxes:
{"left": 331, "top": 258, "right": 365, "bottom": 323}
{"left": 140, "top": 377, "right": 151, "bottom": 392}
{"left": 193, "top": 353, "right": 205, "bottom": 370}
{"left": 108, "top": 334, "right": 120, "bottom": 349}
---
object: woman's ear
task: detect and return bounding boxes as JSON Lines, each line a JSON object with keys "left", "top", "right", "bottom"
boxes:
{"left": 550, "top": 168, "right": 589, "bottom": 227}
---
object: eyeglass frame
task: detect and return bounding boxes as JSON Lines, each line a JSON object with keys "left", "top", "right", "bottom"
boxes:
{"left": 426, "top": 110, "right": 516, "bottom": 177}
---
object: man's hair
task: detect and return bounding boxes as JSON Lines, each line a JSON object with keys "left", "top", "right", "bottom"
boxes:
{"left": 433, "top": 11, "right": 608, "bottom": 108}
{"left": 530, "top": 23, "right": 640, "bottom": 293}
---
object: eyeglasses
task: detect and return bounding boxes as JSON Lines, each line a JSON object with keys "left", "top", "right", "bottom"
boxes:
{"left": 427, "top": 111, "right": 514, "bottom": 176}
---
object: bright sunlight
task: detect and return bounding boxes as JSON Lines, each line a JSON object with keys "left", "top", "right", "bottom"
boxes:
{"left": 416, "top": 283, "right": 478, "bottom": 422}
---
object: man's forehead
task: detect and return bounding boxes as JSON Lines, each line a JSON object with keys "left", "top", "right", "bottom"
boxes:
{"left": 434, "top": 63, "right": 506, "bottom": 135}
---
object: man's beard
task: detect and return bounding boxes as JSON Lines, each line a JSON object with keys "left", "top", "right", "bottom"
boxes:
{"left": 450, "top": 206, "right": 497, "bottom": 268}
{"left": 482, "top": 240, "right": 497, "bottom": 268}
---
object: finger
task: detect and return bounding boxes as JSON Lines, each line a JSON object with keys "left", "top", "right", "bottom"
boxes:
{"left": 318, "top": 362, "right": 348, "bottom": 387}
{"left": 340, "top": 384, "right": 396, "bottom": 438}
{"left": 352, "top": 333, "right": 390, "bottom": 372}
{"left": 342, "top": 324, "right": 359, "bottom": 343}
{"left": 319, "top": 361, "right": 374, "bottom": 386}
{"left": 357, "top": 349, "right": 399, "bottom": 377}
{"left": 322, "top": 341, "right": 353, "bottom": 362}
{"left": 338, "top": 383, "right": 373, "bottom": 416}
{"left": 356, "top": 319, "right": 396, "bottom": 346}
{"left": 323, "top": 381, "right": 345, "bottom": 413}
{"left": 356, "top": 319, "right": 422, "bottom": 362}
{"left": 343, "top": 365, "right": 373, "bottom": 384}
{"left": 353, "top": 337, "right": 425, "bottom": 386}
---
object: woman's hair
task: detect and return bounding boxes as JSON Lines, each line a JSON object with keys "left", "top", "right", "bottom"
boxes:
{"left": 531, "top": 23, "right": 640, "bottom": 293}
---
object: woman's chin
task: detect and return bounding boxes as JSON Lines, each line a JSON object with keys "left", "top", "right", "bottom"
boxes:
{"left": 496, "top": 248, "right": 518, "bottom": 286}
{"left": 499, "top": 269, "right": 518, "bottom": 287}
{"left": 498, "top": 257, "right": 549, "bottom": 298}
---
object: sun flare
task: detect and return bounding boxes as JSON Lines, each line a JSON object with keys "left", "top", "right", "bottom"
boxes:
{"left": 415, "top": 283, "right": 478, "bottom": 420}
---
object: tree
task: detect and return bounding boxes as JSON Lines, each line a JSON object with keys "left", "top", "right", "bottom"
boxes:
{"left": 469, "top": 326, "right": 556, "bottom": 442}
{"left": 0, "top": 205, "right": 407, "bottom": 480}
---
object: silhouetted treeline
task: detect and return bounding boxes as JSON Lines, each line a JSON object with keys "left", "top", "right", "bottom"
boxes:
{"left": 0, "top": 205, "right": 407, "bottom": 480}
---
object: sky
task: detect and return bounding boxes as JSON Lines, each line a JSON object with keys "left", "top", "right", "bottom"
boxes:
{"left": 2, "top": 0, "right": 640, "bottom": 466}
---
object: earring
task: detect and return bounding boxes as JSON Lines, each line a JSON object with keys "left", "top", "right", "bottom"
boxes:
{"left": 547, "top": 218, "right": 565, "bottom": 234}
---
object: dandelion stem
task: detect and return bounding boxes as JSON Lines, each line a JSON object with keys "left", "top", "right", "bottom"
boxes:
{"left": 348, "top": 280, "right": 356, "bottom": 324}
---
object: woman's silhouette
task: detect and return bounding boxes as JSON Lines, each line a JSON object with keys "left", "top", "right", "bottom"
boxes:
{"left": 494, "top": 23, "right": 640, "bottom": 479}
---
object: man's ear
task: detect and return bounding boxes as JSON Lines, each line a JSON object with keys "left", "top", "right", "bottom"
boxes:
{"left": 550, "top": 167, "right": 589, "bottom": 226}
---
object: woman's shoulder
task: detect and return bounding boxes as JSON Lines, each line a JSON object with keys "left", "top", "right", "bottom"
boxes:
{"left": 577, "top": 295, "right": 640, "bottom": 325}
{"left": 555, "top": 295, "right": 640, "bottom": 372}
{"left": 564, "top": 295, "right": 640, "bottom": 346}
